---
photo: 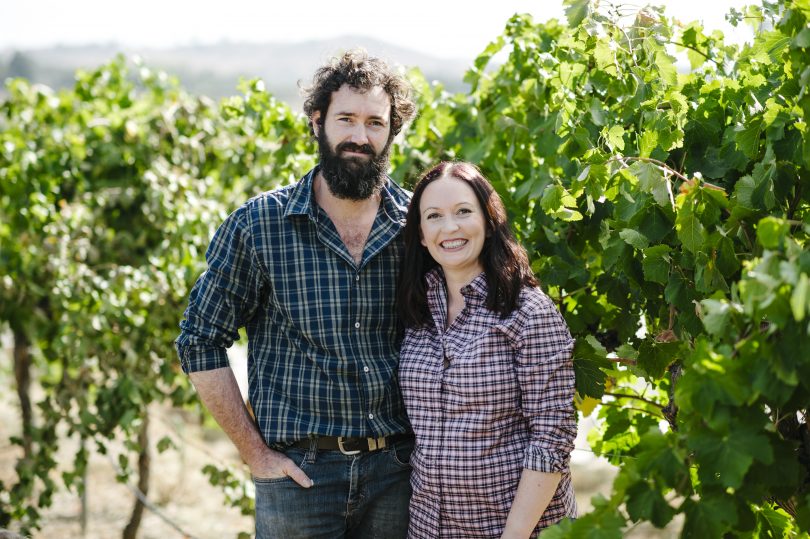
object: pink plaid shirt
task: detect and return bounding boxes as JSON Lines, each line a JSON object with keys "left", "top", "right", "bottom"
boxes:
{"left": 400, "top": 269, "right": 577, "bottom": 538}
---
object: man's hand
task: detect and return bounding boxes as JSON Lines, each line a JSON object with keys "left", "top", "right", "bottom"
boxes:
{"left": 189, "top": 368, "right": 314, "bottom": 488}
{"left": 248, "top": 446, "right": 314, "bottom": 488}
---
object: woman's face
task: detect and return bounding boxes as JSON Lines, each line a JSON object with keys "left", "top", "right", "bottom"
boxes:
{"left": 419, "top": 175, "right": 487, "bottom": 281}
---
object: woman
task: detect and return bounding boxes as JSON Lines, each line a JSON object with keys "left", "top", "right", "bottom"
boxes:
{"left": 398, "top": 162, "right": 577, "bottom": 538}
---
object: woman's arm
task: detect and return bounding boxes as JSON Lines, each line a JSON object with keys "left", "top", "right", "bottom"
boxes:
{"left": 501, "top": 290, "right": 578, "bottom": 537}
{"left": 500, "top": 469, "right": 561, "bottom": 539}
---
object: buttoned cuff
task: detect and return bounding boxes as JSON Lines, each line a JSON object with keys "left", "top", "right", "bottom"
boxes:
{"left": 178, "top": 345, "right": 230, "bottom": 373}
{"left": 523, "top": 445, "right": 571, "bottom": 473}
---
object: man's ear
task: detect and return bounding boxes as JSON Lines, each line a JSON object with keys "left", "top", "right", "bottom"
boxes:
{"left": 311, "top": 111, "right": 321, "bottom": 137}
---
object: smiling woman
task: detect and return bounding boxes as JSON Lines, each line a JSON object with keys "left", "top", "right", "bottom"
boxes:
{"left": 418, "top": 174, "right": 488, "bottom": 300}
{"left": 397, "top": 161, "right": 578, "bottom": 538}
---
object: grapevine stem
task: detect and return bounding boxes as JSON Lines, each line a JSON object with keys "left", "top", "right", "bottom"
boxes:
{"left": 608, "top": 156, "right": 726, "bottom": 192}
{"left": 601, "top": 400, "right": 665, "bottom": 418}
{"left": 605, "top": 391, "right": 665, "bottom": 409}
{"left": 607, "top": 357, "right": 638, "bottom": 366}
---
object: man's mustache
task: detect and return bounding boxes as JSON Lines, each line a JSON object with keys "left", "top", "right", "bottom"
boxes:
{"left": 337, "top": 142, "right": 374, "bottom": 155}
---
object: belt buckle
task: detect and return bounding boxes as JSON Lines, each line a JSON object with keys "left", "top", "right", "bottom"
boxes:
{"left": 337, "top": 436, "right": 361, "bottom": 456}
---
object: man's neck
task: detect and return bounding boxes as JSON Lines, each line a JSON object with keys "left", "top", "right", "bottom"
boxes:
{"left": 313, "top": 171, "right": 382, "bottom": 221}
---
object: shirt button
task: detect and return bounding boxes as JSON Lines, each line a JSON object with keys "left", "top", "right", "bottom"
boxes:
{"left": 368, "top": 413, "right": 374, "bottom": 419}
{"left": 364, "top": 366, "right": 370, "bottom": 373}
{"left": 355, "top": 275, "right": 360, "bottom": 281}
{"left": 354, "top": 322, "right": 360, "bottom": 329}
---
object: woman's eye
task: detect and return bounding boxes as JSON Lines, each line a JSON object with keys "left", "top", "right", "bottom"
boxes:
{"left": 426, "top": 213, "right": 440, "bottom": 220}
{"left": 458, "top": 208, "right": 472, "bottom": 215}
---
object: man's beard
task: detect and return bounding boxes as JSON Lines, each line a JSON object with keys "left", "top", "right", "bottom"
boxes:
{"left": 317, "top": 129, "right": 391, "bottom": 201}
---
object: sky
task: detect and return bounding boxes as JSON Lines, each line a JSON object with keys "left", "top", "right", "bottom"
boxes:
{"left": 2, "top": 0, "right": 756, "bottom": 60}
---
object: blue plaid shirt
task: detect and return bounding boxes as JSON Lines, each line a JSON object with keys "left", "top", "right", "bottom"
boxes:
{"left": 176, "top": 167, "right": 412, "bottom": 445}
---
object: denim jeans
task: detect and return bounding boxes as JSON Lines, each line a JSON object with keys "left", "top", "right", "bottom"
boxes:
{"left": 254, "top": 438, "right": 413, "bottom": 539}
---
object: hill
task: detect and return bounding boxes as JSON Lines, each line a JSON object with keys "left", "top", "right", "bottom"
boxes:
{"left": 0, "top": 36, "right": 473, "bottom": 106}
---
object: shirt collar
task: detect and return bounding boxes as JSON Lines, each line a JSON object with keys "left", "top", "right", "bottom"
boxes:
{"left": 283, "top": 167, "right": 319, "bottom": 220}
{"left": 461, "top": 272, "right": 489, "bottom": 300}
{"left": 424, "top": 268, "right": 489, "bottom": 329}
{"left": 425, "top": 268, "right": 488, "bottom": 301}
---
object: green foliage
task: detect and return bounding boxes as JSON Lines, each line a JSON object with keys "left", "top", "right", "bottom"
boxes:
{"left": 202, "top": 464, "right": 254, "bottom": 516}
{"left": 394, "top": 0, "right": 810, "bottom": 535}
{"left": 0, "top": 56, "right": 312, "bottom": 531}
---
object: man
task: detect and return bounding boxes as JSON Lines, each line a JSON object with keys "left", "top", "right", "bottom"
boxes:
{"left": 176, "top": 49, "right": 417, "bottom": 538}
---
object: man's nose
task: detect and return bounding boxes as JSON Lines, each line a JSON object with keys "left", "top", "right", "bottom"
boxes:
{"left": 348, "top": 124, "right": 369, "bottom": 145}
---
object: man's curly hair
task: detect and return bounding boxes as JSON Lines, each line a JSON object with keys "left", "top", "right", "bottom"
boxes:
{"left": 302, "top": 49, "right": 417, "bottom": 138}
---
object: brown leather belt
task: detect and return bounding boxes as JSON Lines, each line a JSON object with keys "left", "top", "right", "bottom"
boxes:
{"left": 292, "top": 433, "right": 413, "bottom": 455}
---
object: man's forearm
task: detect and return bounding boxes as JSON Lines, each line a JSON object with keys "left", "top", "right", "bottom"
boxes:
{"left": 188, "top": 367, "right": 268, "bottom": 466}
{"left": 188, "top": 367, "right": 313, "bottom": 487}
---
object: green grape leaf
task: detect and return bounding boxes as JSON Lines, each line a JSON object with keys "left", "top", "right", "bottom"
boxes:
{"left": 625, "top": 482, "right": 676, "bottom": 528}
{"left": 682, "top": 497, "right": 737, "bottom": 538}
{"left": 689, "top": 425, "right": 773, "bottom": 488}
{"left": 619, "top": 228, "right": 650, "bottom": 250}
{"left": 605, "top": 125, "right": 626, "bottom": 152}
{"left": 563, "top": 0, "right": 590, "bottom": 27}
{"left": 642, "top": 245, "right": 672, "bottom": 284}
{"left": 637, "top": 340, "right": 680, "bottom": 379}
{"left": 676, "top": 211, "right": 707, "bottom": 254}
{"left": 756, "top": 216, "right": 789, "bottom": 249}
{"left": 790, "top": 273, "right": 810, "bottom": 322}
{"left": 701, "top": 299, "right": 740, "bottom": 336}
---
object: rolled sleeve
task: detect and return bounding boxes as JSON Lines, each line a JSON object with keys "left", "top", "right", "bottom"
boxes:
{"left": 514, "top": 298, "right": 577, "bottom": 473}
{"left": 176, "top": 205, "right": 266, "bottom": 373}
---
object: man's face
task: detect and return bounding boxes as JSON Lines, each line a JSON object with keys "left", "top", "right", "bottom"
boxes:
{"left": 313, "top": 85, "right": 393, "bottom": 201}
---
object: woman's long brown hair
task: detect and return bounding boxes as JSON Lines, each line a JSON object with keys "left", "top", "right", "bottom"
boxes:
{"left": 397, "top": 162, "right": 537, "bottom": 328}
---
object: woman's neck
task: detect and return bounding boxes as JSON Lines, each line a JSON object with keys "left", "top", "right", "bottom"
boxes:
{"left": 442, "top": 268, "right": 481, "bottom": 327}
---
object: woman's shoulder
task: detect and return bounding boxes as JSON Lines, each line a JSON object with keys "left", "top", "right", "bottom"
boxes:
{"left": 517, "top": 285, "right": 559, "bottom": 317}
{"left": 499, "top": 285, "right": 571, "bottom": 340}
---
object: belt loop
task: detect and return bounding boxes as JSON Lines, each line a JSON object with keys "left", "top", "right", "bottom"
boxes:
{"left": 306, "top": 436, "right": 318, "bottom": 463}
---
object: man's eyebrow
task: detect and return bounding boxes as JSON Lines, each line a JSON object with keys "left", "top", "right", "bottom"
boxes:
{"left": 334, "top": 111, "right": 388, "bottom": 122}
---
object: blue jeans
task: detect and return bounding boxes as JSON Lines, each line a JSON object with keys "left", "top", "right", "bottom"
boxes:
{"left": 254, "top": 438, "right": 413, "bottom": 539}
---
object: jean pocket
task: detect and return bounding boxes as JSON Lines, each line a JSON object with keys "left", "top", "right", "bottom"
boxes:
{"left": 389, "top": 439, "right": 414, "bottom": 468}
{"left": 253, "top": 474, "right": 292, "bottom": 484}
{"left": 253, "top": 447, "right": 310, "bottom": 483}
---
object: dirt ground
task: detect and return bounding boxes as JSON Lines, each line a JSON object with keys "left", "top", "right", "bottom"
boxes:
{"left": 0, "top": 336, "right": 679, "bottom": 539}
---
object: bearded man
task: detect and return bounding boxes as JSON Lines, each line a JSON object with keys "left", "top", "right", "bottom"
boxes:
{"left": 176, "top": 49, "right": 417, "bottom": 538}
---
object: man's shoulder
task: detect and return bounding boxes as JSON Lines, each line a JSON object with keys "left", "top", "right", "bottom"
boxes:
{"left": 236, "top": 174, "right": 312, "bottom": 222}
{"left": 386, "top": 177, "right": 412, "bottom": 203}
{"left": 382, "top": 177, "right": 412, "bottom": 222}
{"left": 241, "top": 183, "right": 296, "bottom": 212}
